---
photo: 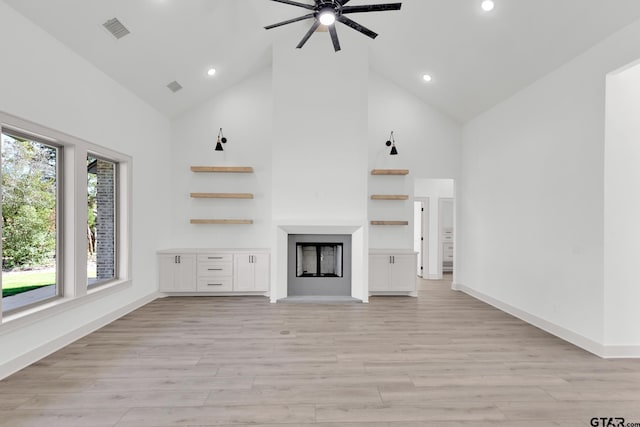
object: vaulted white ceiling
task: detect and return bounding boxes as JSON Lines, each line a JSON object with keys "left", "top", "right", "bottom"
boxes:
{"left": 6, "top": 0, "right": 640, "bottom": 122}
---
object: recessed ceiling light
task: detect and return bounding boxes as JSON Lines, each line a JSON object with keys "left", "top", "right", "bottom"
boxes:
{"left": 423, "top": 74, "right": 432, "bottom": 83}
{"left": 481, "top": 0, "right": 495, "bottom": 12}
{"left": 207, "top": 68, "right": 216, "bottom": 77}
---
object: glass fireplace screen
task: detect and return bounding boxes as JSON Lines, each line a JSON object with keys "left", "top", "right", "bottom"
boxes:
{"left": 296, "top": 243, "right": 343, "bottom": 278}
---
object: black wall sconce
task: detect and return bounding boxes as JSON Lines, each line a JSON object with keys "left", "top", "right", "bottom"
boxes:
{"left": 385, "top": 131, "right": 398, "bottom": 155}
{"left": 215, "top": 128, "right": 228, "bottom": 151}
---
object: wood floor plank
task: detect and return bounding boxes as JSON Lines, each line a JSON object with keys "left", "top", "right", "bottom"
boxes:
{"left": 205, "top": 385, "right": 383, "bottom": 405}
{"left": 315, "top": 402, "right": 506, "bottom": 423}
{"left": 0, "top": 394, "right": 34, "bottom": 409}
{"left": 378, "top": 384, "right": 555, "bottom": 403}
{"left": 88, "top": 376, "right": 253, "bottom": 392}
{"left": 0, "top": 408, "right": 126, "bottom": 427}
{"left": 1, "top": 277, "right": 639, "bottom": 426}
{"left": 497, "top": 400, "right": 640, "bottom": 421}
{"left": 18, "top": 391, "right": 210, "bottom": 410}
{"left": 252, "top": 373, "right": 413, "bottom": 388}
{"left": 116, "top": 404, "right": 316, "bottom": 426}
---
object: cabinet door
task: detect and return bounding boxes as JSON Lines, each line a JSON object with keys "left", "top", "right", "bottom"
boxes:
{"left": 391, "top": 254, "right": 417, "bottom": 292}
{"left": 159, "top": 254, "right": 177, "bottom": 292}
{"left": 369, "top": 254, "right": 391, "bottom": 291}
{"left": 233, "top": 254, "right": 254, "bottom": 291}
{"left": 252, "top": 254, "right": 270, "bottom": 292}
{"left": 159, "top": 254, "right": 196, "bottom": 291}
{"left": 175, "top": 254, "right": 197, "bottom": 291}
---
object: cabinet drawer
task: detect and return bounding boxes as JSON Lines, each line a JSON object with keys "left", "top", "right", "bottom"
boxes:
{"left": 198, "top": 254, "right": 232, "bottom": 263}
{"left": 197, "top": 278, "right": 233, "bottom": 292}
{"left": 198, "top": 262, "right": 232, "bottom": 277}
{"left": 444, "top": 244, "right": 454, "bottom": 251}
{"left": 444, "top": 253, "right": 454, "bottom": 261}
{"left": 442, "top": 234, "right": 453, "bottom": 242}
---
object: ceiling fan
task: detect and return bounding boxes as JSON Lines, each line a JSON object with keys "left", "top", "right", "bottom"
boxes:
{"left": 264, "top": 0, "right": 402, "bottom": 52}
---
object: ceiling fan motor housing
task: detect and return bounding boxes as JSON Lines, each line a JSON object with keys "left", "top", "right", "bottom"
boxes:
{"left": 317, "top": 0, "right": 342, "bottom": 16}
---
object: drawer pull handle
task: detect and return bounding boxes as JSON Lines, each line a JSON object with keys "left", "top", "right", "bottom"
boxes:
{"left": 208, "top": 283, "right": 224, "bottom": 286}
{"left": 208, "top": 257, "right": 223, "bottom": 259}
{"left": 208, "top": 268, "right": 223, "bottom": 271}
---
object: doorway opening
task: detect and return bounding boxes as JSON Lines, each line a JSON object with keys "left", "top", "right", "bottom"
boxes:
{"left": 414, "top": 179, "right": 455, "bottom": 283}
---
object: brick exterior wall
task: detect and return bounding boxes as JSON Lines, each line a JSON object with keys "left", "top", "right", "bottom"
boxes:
{"left": 96, "top": 160, "right": 115, "bottom": 280}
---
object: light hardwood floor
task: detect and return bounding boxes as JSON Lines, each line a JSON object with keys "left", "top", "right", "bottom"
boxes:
{"left": 1, "top": 278, "right": 640, "bottom": 426}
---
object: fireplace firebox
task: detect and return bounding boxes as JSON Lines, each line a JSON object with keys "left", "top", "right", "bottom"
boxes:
{"left": 287, "top": 234, "right": 351, "bottom": 296}
{"left": 296, "top": 243, "right": 343, "bottom": 278}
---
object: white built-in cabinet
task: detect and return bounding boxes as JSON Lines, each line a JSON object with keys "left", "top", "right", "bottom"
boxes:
{"left": 369, "top": 250, "right": 417, "bottom": 295}
{"left": 158, "top": 249, "right": 269, "bottom": 295}
{"left": 159, "top": 254, "right": 197, "bottom": 292}
{"left": 234, "top": 253, "right": 269, "bottom": 292}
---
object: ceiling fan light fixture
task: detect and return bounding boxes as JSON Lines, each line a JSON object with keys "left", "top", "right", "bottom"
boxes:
{"left": 319, "top": 10, "right": 336, "bottom": 26}
{"left": 481, "top": 0, "right": 495, "bottom": 12}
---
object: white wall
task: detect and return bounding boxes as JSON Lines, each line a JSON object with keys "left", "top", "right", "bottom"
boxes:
{"left": 415, "top": 179, "right": 455, "bottom": 278}
{"left": 604, "top": 61, "right": 640, "bottom": 351}
{"left": 459, "top": 17, "right": 640, "bottom": 353}
{"left": 271, "top": 37, "right": 368, "bottom": 224}
{"left": 271, "top": 36, "right": 369, "bottom": 301}
{"left": 368, "top": 73, "right": 461, "bottom": 250}
{"left": 0, "top": 1, "right": 172, "bottom": 373}
{"left": 170, "top": 68, "right": 273, "bottom": 248}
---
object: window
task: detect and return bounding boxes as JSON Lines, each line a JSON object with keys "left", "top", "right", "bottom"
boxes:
{"left": 1, "top": 131, "right": 61, "bottom": 312}
{"left": 87, "top": 155, "right": 117, "bottom": 288}
{"left": 0, "top": 111, "right": 131, "bottom": 322}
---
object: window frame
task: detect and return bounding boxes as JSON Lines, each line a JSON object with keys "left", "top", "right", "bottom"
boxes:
{"left": 0, "top": 111, "right": 132, "bottom": 326}
{"left": 86, "top": 153, "right": 119, "bottom": 290}
{"left": 0, "top": 128, "right": 64, "bottom": 313}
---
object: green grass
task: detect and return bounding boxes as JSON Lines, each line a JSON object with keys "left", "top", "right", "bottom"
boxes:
{"left": 2, "top": 265, "right": 98, "bottom": 298}
{"left": 2, "top": 270, "right": 55, "bottom": 298}
{"left": 3, "top": 285, "right": 51, "bottom": 297}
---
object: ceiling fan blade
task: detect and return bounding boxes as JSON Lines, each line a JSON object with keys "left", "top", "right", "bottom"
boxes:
{"left": 341, "top": 3, "right": 402, "bottom": 14}
{"left": 336, "top": 15, "right": 378, "bottom": 39}
{"left": 265, "top": 13, "right": 314, "bottom": 30}
{"left": 269, "top": 0, "right": 316, "bottom": 11}
{"left": 296, "top": 20, "right": 321, "bottom": 48}
{"left": 337, "top": 0, "right": 352, "bottom": 4}
{"left": 328, "top": 25, "right": 341, "bottom": 52}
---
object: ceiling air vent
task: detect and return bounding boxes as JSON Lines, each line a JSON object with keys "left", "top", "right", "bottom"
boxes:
{"left": 166, "top": 81, "right": 183, "bottom": 93}
{"left": 103, "top": 18, "right": 130, "bottom": 40}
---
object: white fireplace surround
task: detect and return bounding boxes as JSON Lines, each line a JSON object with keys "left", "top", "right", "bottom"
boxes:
{"left": 271, "top": 222, "right": 367, "bottom": 303}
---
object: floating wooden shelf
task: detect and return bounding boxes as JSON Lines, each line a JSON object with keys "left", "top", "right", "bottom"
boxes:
{"left": 190, "top": 219, "right": 253, "bottom": 225}
{"left": 191, "top": 166, "right": 254, "bottom": 173}
{"left": 371, "top": 169, "right": 409, "bottom": 176}
{"left": 371, "top": 195, "right": 409, "bottom": 200}
{"left": 190, "top": 193, "right": 254, "bottom": 199}
{"left": 370, "top": 221, "right": 409, "bottom": 226}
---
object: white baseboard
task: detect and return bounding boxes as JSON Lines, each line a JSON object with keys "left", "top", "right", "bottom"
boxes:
{"left": 453, "top": 283, "right": 638, "bottom": 359}
{"left": 0, "top": 292, "right": 159, "bottom": 380}
{"left": 600, "top": 345, "right": 640, "bottom": 358}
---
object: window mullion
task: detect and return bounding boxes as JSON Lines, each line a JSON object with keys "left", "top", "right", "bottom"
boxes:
{"left": 68, "top": 146, "right": 88, "bottom": 298}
